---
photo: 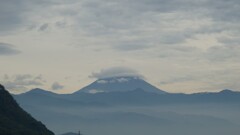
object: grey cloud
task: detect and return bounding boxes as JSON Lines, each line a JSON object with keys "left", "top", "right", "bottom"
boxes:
{"left": 0, "top": 0, "right": 238, "bottom": 94}
{"left": 51, "top": 82, "right": 64, "bottom": 90}
{"left": 158, "top": 45, "right": 199, "bottom": 58}
{"left": 55, "top": 21, "right": 67, "bottom": 28}
{"left": 90, "top": 67, "right": 143, "bottom": 79}
{"left": 192, "top": 0, "right": 240, "bottom": 35}
{"left": 39, "top": 23, "right": 49, "bottom": 31}
{"left": 114, "top": 40, "right": 152, "bottom": 51}
{"left": 80, "top": 0, "right": 238, "bottom": 40}
{"left": 65, "top": 0, "right": 209, "bottom": 48}
{"left": 218, "top": 35, "right": 240, "bottom": 46}
{"left": 3, "top": 74, "right": 9, "bottom": 80}
{"left": 0, "top": 0, "right": 25, "bottom": 33}
{"left": 157, "top": 43, "right": 240, "bottom": 63}
{"left": 1, "top": 0, "right": 238, "bottom": 47}
{"left": 206, "top": 0, "right": 240, "bottom": 23}
{"left": 205, "top": 45, "right": 240, "bottom": 62}
{"left": 112, "top": 33, "right": 192, "bottom": 51}
{"left": 13, "top": 74, "right": 44, "bottom": 86}
{"left": 15, "top": 74, "right": 32, "bottom": 81}
{"left": 0, "top": 43, "right": 21, "bottom": 55}
{"left": 0, "top": 0, "right": 60, "bottom": 34}
{"left": 3, "top": 83, "right": 27, "bottom": 93}
{"left": 159, "top": 67, "right": 240, "bottom": 92}
{"left": 159, "top": 32, "right": 191, "bottom": 44}
{"left": 2, "top": 74, "right": 45, "bottom": 92}
{"left": 1, "top": 0, "right": 239, "bottom": 41}
{"left": 159, "top": 76, "right": 196, "bottom": 85}
{"left": 196, "top": 68, "right": 240, "bottom": 91}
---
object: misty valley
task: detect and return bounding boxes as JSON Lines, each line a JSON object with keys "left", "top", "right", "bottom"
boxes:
{"left": 1, "top": 0, "right": 240, "bottom": 134}
{"left": 11, "top": 76, "right": 240, "bottom": 135}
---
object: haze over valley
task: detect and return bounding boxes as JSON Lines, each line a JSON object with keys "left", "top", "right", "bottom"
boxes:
{"left": 13, "top": 76, "right": 240, "bottom": 135}
{"left": 1, "top": 0, "right": 240, "bottom": 135}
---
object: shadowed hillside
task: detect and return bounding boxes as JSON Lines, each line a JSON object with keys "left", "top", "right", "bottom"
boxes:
{"left": 0, "top": 84, "right": 54, "bottom": 135}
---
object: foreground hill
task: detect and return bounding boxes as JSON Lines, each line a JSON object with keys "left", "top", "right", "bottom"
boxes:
{"left": 0, "top": 84, "right": 54, "bottom": 135}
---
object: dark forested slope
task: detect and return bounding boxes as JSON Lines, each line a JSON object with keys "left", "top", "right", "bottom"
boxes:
{"left": 0, "top": 84, "right": 54, "bottom": 135}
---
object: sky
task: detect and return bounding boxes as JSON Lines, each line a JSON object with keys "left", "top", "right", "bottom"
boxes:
{"left": 0, "top": 0, "right": 240, "bottom": 94}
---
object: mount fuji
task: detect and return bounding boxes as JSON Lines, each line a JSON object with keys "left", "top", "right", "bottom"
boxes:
{"left": 74, "top": 76, "right": 166, "bottom": 94}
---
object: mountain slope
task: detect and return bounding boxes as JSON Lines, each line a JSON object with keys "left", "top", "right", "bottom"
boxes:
{"left": 74, "top": 76, "right": 166, "bottom": 94}
{"left": 13, "top": 87, "right": 240, "bottom": 135}
{"left": 21, "top": 88, "right": 58, "bottom": 96}
{"left": 14, "top": 87, "right": 240, "bottom": 107}
{"left": 0, "top": 84, "right": 54, "bottom": 135}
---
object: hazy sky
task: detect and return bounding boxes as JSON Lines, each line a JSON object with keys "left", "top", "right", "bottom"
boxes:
{"left": 0, "top": 0, "right": 240, "bottom": 94}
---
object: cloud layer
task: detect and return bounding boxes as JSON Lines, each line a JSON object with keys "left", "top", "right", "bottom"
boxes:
{"left": 0, "top": 0, "right": 239, "bottom": 93}
{"left": 51, "top": 82, "right": 64, "bottom": 90}
{"left": 1, "top": 74, "right": 45, "bottom": 92}
{"left": 90, "top": 67, "right": 143, "bottom": 79}
{"left": 0, "top": 43, "right": 21, "bottom": 55}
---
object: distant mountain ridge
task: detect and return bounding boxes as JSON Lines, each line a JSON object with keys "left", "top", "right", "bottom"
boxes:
{"left": 13, "top": 87, "right": 240, "bottom": 135}
{"left": 14, "top": 76, "right": 240, "bottom": 105}
{"left": 0, "top": 84, "right": 54, "bottom": 135}
{"left": 20, "top": 88, "right": 58, "bottom": 96}
{"left": 15, "top": 86, "right": 240, "bottom": 106}
{"left": 12, "top": 81, "right": 240, "bottom": 135}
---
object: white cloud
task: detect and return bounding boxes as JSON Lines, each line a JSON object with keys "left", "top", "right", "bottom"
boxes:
{"left": 90, "top": 67, "right": 143, "bottom": 79}
{"left": 97, "top": 80, "right": 108, "bottom": 84}
{"left": 88, "top": 89, "right": 104, "bottom": 94}
{"left": 116, "top": 77, "right": 129, "bottom": 83}
{"left": 38, "top": 23, "right": 49, "bottom": 31}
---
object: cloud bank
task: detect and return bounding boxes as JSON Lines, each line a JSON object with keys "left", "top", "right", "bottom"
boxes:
{"left": 0, "top": 43, "right": 21, "bottom": 55}
{"left": 0, "top": 0, "right": 240, "bottom": 93}
{"left": 1, "top": 74, "right": 45, "bottom": 93}
{"left": 51, "top": 82, "right": 64, "bottom": 90}
{"left": 90, "top": 67, "right": 143, "bottom": 79}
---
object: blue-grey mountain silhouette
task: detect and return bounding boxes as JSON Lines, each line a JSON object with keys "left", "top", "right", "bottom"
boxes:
{"left": 0, "top": 84, "right": 54, "bottom": 135}
{"left": 74, "top": 76, "right": 167, "bottom": 94}
{"left": 13, "top": 78, "right": 240, "bottom": 135}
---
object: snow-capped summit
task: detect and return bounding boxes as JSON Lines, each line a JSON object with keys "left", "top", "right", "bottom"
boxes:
{"left": 74, "top": 76, "right": 167, "bottom": 94}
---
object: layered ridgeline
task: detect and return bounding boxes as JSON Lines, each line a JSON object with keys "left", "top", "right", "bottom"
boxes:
{"left": 0, "top": 84, "right": 54, "bottom": 135}
{"left": 13, "top": 76, "right": 240, "bottom": 135}
{"left": 15, "top": 76, "right": 240, "bottom": 106}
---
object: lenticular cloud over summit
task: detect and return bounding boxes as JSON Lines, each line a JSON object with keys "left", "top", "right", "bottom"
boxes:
{"left": 89, "top": 67, "right": 144, "bottom": 79}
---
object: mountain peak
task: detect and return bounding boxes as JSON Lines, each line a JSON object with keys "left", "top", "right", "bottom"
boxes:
{"left": 23, "top": 88, "right": 56, "bottom": 95}
{"left": 220, "top": 89, "right": 235, "bottom": 93}
{"left": 74, "top": 76, "right": 166, "bottom": 94}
